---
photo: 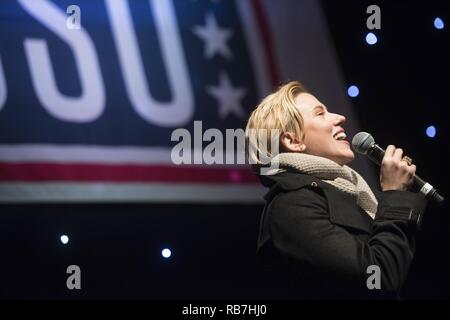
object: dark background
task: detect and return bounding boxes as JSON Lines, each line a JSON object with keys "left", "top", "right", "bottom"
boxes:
{"left": 1, "top": 0, "right": 449, "bottom": 299}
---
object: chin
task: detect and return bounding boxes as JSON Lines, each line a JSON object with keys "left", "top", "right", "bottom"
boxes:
{"left": 335, "top": 152, "right": 354, "bottom": 166}
{"left": 341, "top": 154, "right": 355, "bottom": 166}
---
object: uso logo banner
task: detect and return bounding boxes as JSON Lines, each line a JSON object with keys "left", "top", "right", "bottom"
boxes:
{"left": 0, "top": 0, "right": 372, "bottom": 203}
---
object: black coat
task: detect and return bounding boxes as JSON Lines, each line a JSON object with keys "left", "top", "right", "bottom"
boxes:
{"left": 257, "top": 171, "right": 428, "bottom": 299}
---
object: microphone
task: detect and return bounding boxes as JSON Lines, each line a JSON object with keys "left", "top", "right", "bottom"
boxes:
{"left": 352, "top": 132, "right": 444, "bottom": 205}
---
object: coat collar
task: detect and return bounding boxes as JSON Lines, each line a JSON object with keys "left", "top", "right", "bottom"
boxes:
{"left": 259, "top": 171, "right": 373, "bottom": 233}
{"left": 259, "top": 171, "right": 330, "bottom": 201}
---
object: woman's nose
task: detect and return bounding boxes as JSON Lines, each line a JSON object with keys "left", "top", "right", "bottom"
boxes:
{"left": 333, "top": 113, "right": 346, "bottom": 125}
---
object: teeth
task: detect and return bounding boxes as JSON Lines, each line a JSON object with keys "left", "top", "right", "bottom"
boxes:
{"left": 334, "top": 132, "right": 346, "bottom": 140}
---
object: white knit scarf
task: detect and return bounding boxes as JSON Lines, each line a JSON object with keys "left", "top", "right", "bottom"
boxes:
{"left": 264, "top": 153, "right": 378, "bottom": 219}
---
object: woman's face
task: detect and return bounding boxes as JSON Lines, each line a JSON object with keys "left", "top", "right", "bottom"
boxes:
{"left": 295, "top": 92, "right": 354, "bottom": 166}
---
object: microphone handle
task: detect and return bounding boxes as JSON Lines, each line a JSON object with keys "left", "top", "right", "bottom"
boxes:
{"left": 367, "top": 144, "right": 444, "bottom": 205}
{"left": 367, "top": 144, "right": 385, "bottom": 166}
{"left": 413, "top": 175, "right": 445, "bottom": 205}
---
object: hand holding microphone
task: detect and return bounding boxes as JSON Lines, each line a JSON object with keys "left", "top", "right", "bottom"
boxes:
{"left": 380, "top": 145, "right": 416, "bottom": 192}
{"left": 352, "top": 132, "right": 444, "bottom": 205}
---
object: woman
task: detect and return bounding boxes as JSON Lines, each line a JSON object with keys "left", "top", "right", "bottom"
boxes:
{"left": 245, "top": 81, "right": 427, "bottom": 299}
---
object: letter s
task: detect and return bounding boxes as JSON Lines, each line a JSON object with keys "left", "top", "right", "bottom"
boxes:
{"left": 19, "top": 0, "right": 105, "bottom": 123}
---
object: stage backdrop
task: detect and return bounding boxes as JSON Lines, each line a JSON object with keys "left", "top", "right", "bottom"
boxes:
{"left": 0, "top": 0, "right": 375, "bottom": 203}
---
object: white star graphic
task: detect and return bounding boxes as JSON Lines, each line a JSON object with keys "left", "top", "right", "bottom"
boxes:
{"left": 207, "top": 72, "right": 246, "bottom": 119}
{"left": 192, "top": 12, "right": 233, "bottom": 60}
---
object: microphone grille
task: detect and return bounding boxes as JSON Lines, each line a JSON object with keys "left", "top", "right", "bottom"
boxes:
{"left": 352, "top": 132, "right": 375, "bottom": 154}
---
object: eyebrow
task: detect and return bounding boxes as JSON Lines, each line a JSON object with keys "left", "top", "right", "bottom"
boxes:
{"left": 312, "top": 105, "right": 328, "bottom": 113}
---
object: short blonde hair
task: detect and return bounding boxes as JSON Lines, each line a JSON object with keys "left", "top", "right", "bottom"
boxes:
{"left": 245, "top": 81, "right": 308, "bottom": 165}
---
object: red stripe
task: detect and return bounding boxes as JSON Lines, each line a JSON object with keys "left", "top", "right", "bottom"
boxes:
{"left": 252, "top": 0, "right": 280, "bottom": 87}
{"left": 0, "top": 162, "right": 258, "bottom": 184}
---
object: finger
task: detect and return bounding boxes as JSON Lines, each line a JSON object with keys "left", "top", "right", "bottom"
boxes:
{"left": 408, "top": 164, "right": 417, "bottom": 175}
{"left": 384, "top": 145, "right": 396, "bottom": 159}
{"left": 393, "top": 147, "right": 403, "bottom": 162}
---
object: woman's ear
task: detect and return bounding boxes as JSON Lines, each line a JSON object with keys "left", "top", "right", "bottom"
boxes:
{"left": 280, "top": 132, "right": 306, "bottom": 152}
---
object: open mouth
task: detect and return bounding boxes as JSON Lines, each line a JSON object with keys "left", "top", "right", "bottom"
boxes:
{"left": 333, "top": 131, "right": 347, "bottom": 141}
